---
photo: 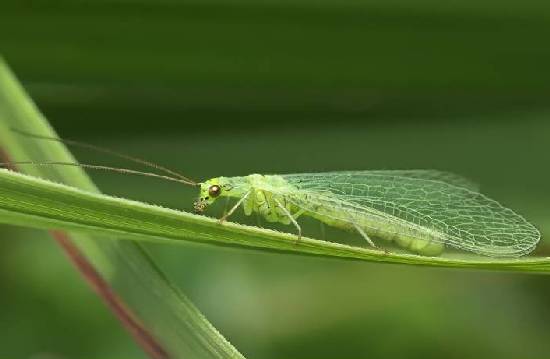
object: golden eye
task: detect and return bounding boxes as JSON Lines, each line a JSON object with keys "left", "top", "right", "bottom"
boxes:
{"left": 208, "top": 185, "right": 221, "bottom": 198}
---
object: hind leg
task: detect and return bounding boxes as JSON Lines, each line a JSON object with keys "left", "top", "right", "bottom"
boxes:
{"left": 352, "top": 222, "right": 377, "bottom": 248}
{"left": 319, "top": 222, "right": 326, "bottom": 240}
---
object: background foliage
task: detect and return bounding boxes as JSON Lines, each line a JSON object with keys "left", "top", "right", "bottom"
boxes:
{"left": 1, "top": 1, "right": 549, "bottom": 358}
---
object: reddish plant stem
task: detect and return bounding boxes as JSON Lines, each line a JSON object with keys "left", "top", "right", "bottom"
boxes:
{"left": 0, "top": 147, "right": 169, "bottom": 359}
{"left": 52, "top": 231, "right": 169, "bottom": 359}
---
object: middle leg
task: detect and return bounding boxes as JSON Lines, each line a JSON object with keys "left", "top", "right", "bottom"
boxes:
{"left": 274, "top": 198, "right": 302, "bottom": 240}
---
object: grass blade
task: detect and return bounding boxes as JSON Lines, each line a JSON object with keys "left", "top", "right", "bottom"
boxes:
{"left": 0, "top": 57, "right": 245, "bottom": 359}
{"left": 0, "top": 167, "right": 549, "bottom": 273}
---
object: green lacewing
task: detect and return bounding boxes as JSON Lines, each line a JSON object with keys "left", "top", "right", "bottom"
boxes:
{"left": 194, "top": 171, "right": 540, "bottom": 257}
{"left": 3, "top": 130, "right": 540, "bottom": 257}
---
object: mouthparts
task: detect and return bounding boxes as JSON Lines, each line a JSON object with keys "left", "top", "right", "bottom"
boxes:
{"left": 193, "top": 200, "right": 207, "bottom": 214}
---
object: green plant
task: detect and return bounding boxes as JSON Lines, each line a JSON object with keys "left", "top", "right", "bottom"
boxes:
{"left": 0, "top": 58, "right": 244, "bottom": 359}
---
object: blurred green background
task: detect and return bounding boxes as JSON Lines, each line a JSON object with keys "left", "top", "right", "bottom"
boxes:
{"left": 1, "top": 0, "right": 550, "bottom": 358}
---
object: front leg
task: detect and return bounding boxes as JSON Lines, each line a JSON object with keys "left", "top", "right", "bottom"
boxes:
{"left": 218, "top": 191, "right": 251, "bottom": 224}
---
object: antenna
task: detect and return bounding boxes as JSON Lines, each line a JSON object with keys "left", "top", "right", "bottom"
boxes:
{"left": 0, "top": 161, "right": 198, "bottom": 186}
{"left": 11, "top": 128, "right": 198, "bottom": 185}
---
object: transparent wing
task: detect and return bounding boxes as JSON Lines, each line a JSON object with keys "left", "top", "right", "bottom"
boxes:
{"left": 278, "top": 171, "right": 540, "bottom": 257}
{"left": 325, "top": 170, "right": 480, "bottom": 192}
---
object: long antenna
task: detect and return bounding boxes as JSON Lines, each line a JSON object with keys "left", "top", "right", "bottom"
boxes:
{"left": 0, "top": 161, "right": 198, "bottom": 186}
{"left": 11, "top": 128, "right": 198, "bottom": 185}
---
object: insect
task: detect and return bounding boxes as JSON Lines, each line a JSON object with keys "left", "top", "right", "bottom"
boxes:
{"left": 2, "top": 130, "right": 541, "bottom": 258}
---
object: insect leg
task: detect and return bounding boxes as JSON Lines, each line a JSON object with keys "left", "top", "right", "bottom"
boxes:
{"left": 274, "top": 198, "right": 302, "bottom": 240}
{"left": 218, "top": 191, "right": 251, "bottom": 224}
{"left": 292, "top": 208, "right": 306, "bottom": 220}
{"left": 222, "top": 196, "right": 231, "bottom": 217}
{"left": 352, "top": 222, "right": 378, "bottom": 248}
{"left": 256, "top": 212, "right": 263, "bottom": 227}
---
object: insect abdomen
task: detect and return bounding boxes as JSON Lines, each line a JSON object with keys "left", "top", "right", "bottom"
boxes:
{"left": 386, "top": 230, "right": 444, "bottom": 256}
{"left": 307, "top": 208, "right": 445, "bottom": 256}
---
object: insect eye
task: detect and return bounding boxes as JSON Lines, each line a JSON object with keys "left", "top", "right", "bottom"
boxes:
{"left": 208, "top": 185, "right": 221, "bottom": 198}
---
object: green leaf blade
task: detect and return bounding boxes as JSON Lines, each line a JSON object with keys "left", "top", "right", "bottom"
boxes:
{"left": 0, "top": 167, "right": 549, "bottom": 273}
{"left": 0, "top": 57, "right": 245, "bottom": 359}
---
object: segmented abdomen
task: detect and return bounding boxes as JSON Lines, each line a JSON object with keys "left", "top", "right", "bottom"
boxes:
{"left": 295, "top": 202, "right": 445, "bottom": 255}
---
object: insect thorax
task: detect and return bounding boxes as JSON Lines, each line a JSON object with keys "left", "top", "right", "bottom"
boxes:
{"left": 232, "top": 174, "right": 294, "bottom": 224}
{"left": 201, "top": 174, "right": 296, "bottom": 225}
